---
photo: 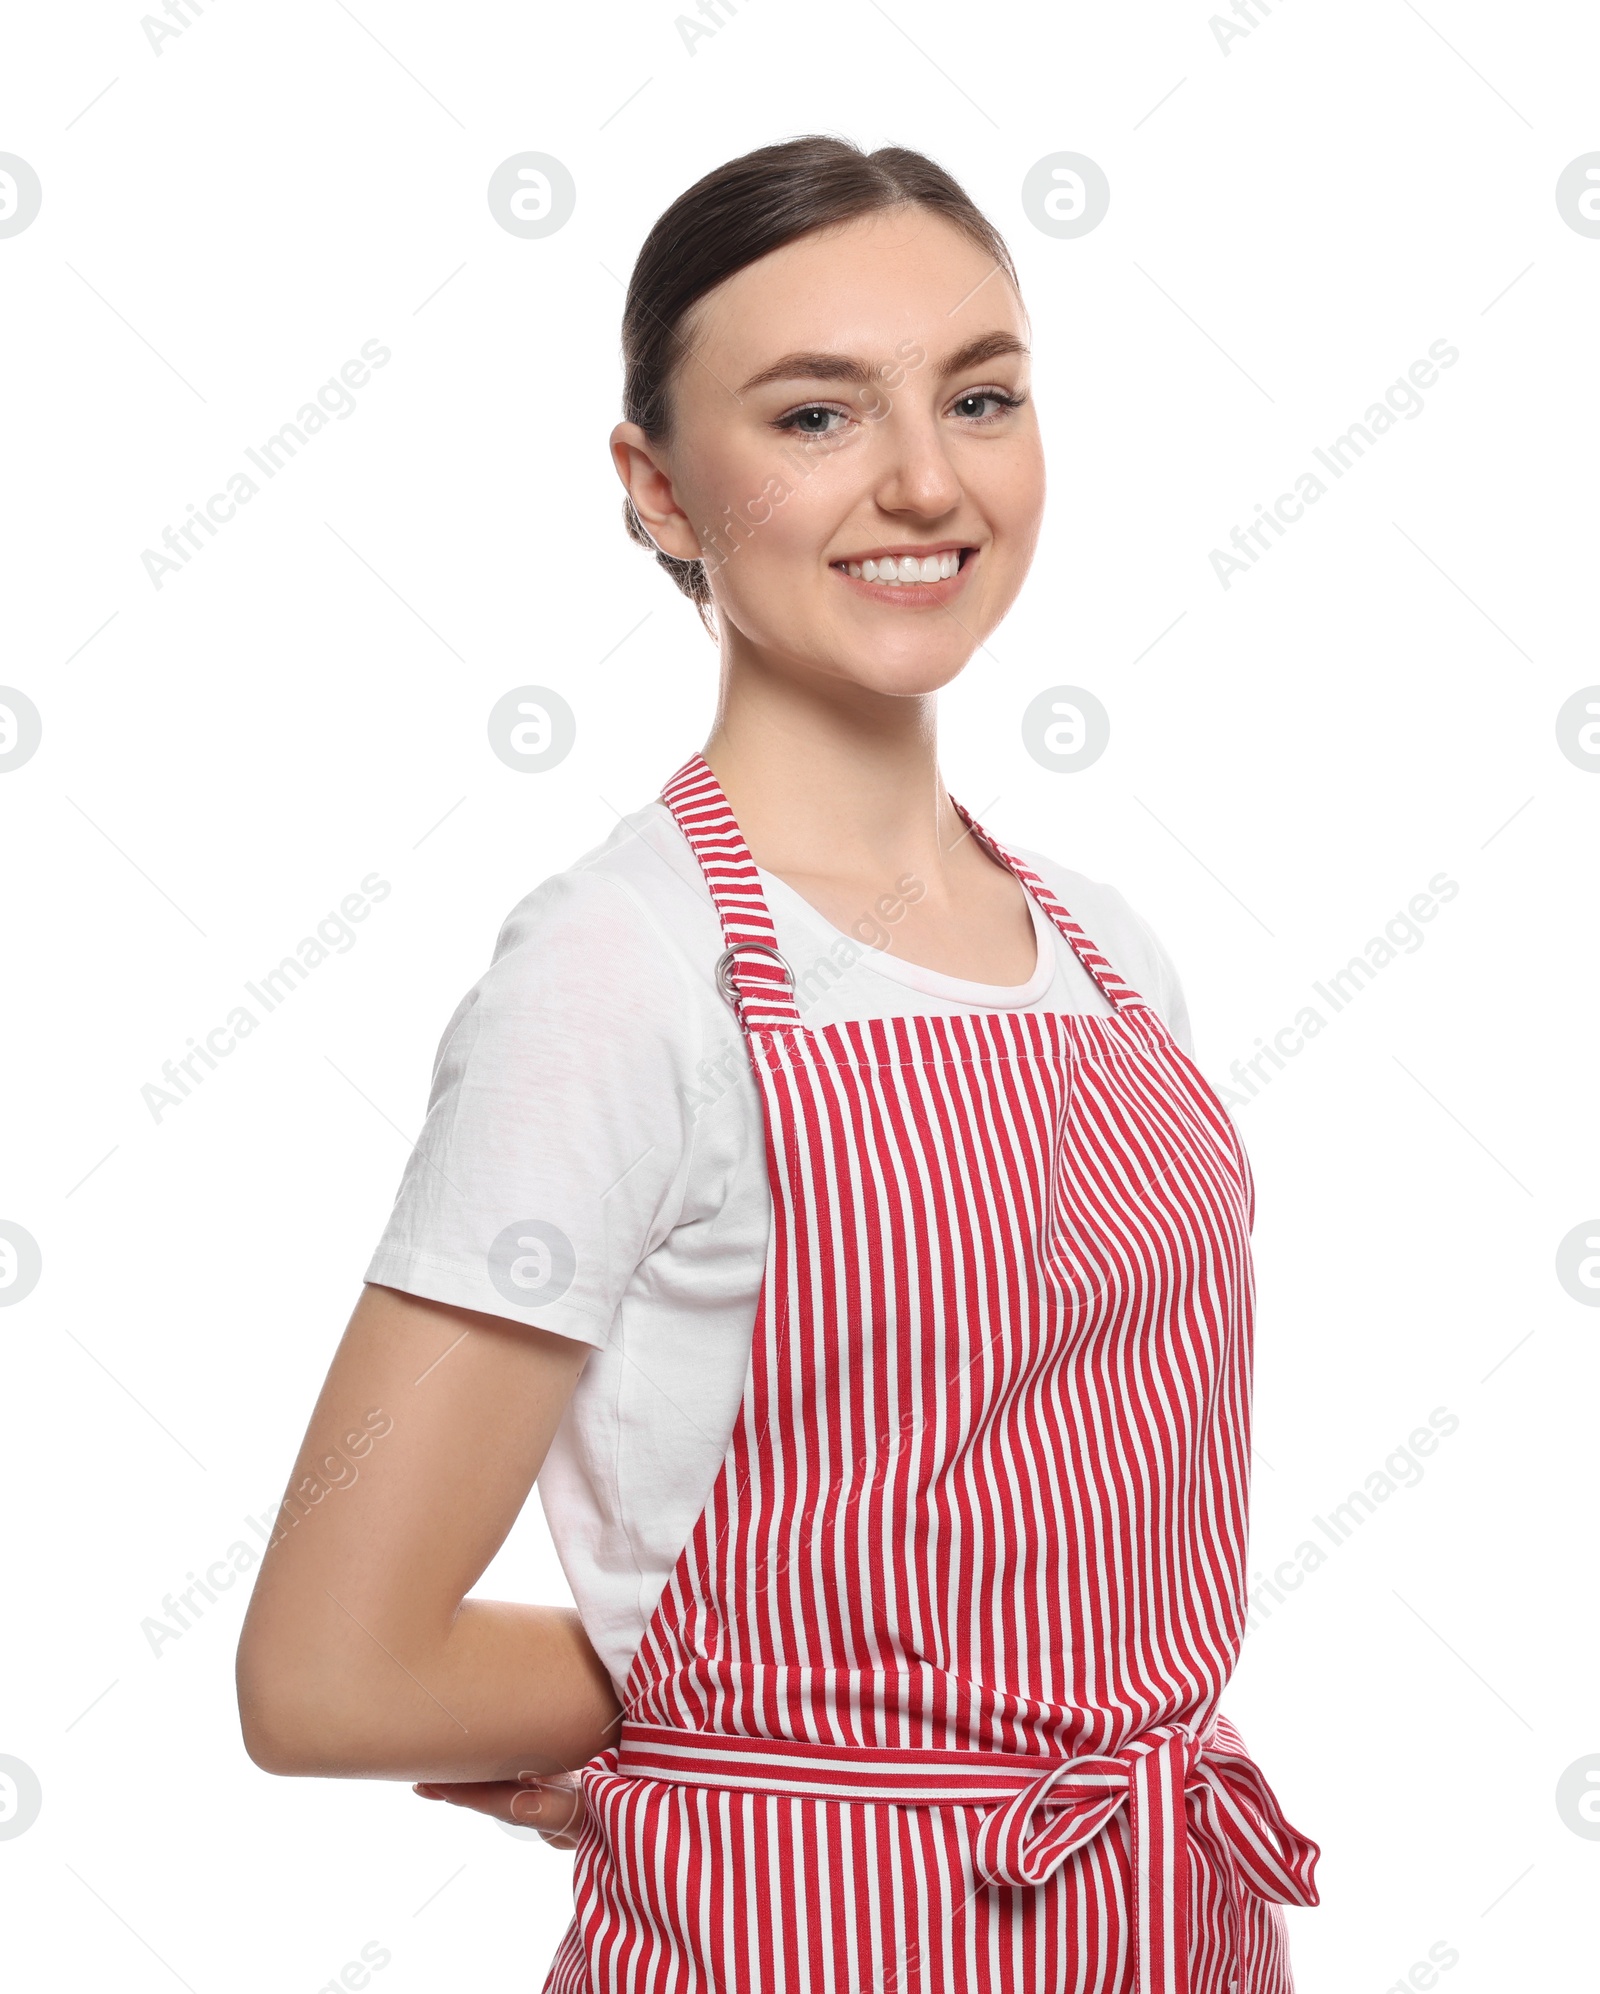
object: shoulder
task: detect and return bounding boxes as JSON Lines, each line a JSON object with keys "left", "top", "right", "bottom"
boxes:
{"left": 366, "top": 804, "right": 738, "bottom": 1344}
{"left": 1008, "top": 843, "right": 1195, "bottom": 1054}
{"left": 476, "top": 801, "right": 721, "bottom": 1017}
{"left": 410, "top": 802, "right": 729, "bottom": 1099}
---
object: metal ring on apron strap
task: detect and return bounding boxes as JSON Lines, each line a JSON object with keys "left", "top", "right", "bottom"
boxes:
{"left": 713, "top": 941, "right": 794, "bottom": 1010}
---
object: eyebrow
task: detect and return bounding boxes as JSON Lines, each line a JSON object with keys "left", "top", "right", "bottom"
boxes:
{"left": 734, "top": 331, "right": 1029, "bottom": 398}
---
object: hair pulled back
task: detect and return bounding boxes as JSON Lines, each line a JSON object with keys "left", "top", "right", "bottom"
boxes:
{"left": 619, "top": 134, "right": 1021, "bottom": 636}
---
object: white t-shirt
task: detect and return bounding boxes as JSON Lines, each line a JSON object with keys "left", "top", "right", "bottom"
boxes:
{"left": 362, "top": 797, "right": 1194, "bottom": 1696}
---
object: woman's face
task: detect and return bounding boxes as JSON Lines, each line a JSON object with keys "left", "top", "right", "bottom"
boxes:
{"left": 614, "top": 205, "right": 1045, "bottom": 699}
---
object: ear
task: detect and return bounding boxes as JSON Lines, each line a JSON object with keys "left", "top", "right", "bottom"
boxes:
{"left": 610, "top": 422, "right": 701, "bottom": 564}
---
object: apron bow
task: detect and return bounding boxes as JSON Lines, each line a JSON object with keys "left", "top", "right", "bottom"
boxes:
{"left": 972, "top": 1723, "right": 1320, "bottom": 1994}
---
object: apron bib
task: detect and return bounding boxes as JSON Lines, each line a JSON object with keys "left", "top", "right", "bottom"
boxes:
{"left": 544, "top": 753, "right": 1320, "bottom": 1993}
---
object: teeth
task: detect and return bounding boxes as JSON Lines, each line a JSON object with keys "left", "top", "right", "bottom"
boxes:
{"left": 848, "top": 551, "right": 963, "bottom": 584}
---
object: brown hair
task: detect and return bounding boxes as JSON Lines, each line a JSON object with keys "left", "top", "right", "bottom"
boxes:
{"left": 618, "top": 134, "right": 1022, "bottom": 637}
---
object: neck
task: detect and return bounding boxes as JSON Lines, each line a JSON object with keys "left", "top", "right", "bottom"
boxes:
{"left": 699, "top": 671, "right": 974, "bottom": 895}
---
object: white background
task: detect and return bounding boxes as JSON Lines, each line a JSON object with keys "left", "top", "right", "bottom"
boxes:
{"left": 2, "top": 1, "right": 1597, "bottom": 1988}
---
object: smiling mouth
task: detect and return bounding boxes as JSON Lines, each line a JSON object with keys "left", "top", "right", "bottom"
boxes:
{"left": 829, "top": 548, "right": 976, "bottom": 590}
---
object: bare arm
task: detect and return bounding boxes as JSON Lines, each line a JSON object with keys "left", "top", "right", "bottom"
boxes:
{"left": 234, "top": 1281, "right": 622, "bottom": 1784}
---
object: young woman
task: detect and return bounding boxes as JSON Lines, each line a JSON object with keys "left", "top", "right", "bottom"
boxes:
{"left": 236, "top": 136, "right": 1321, "bottom": 1992}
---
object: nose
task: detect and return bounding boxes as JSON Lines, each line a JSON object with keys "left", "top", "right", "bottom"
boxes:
{"left": 869, "top": 410, "right": 964, "bottom": 521}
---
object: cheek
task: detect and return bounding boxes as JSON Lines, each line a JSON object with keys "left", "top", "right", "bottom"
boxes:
{"left": 741, "top": 475, "right": 830, "bottom": 555}
{"left": 678, "top": 436, "right": 797, "bottom": 548}
{"left": 697, "top": 447, "right": 829, "bottom": 566}
{"left": 984, "top": 434, "right": 1047, "bottom": 535}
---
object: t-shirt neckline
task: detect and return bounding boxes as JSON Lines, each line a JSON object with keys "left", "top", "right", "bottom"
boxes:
{"left": 753, "top": 864, "right": 1057, "bottom": 1009}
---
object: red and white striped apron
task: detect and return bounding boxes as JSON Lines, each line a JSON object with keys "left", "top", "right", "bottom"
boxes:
{"left": 544, "top": 752, "right": 1320, "bottom": 1993}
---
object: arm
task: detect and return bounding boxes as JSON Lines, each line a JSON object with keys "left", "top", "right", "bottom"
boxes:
{"left": 234, "top": 1280, "right": 622, "bottom": 1786}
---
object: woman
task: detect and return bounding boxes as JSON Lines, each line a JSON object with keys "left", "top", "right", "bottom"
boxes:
{"left": 235, "top": 135, "right": 1321, "bottom": 1992}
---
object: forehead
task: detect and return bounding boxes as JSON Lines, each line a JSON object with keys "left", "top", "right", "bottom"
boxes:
{"left": 684, "top": 207, "right": 1024, "bottom": 372}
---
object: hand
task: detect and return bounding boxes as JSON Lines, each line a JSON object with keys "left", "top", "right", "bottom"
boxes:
{"left": 412, "top": 1768, "right": 586, "bottom": 1849}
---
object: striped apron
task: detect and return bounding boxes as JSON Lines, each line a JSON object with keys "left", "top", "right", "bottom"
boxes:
{"left": 543, "top": 752, "right": 1321, "bottom": 1993}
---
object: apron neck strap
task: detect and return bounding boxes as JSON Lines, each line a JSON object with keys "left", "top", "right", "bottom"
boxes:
{"left": 948, "top": 799, "right": 1159, "bottom": 1019}
{"left": 661, "top": 751, "right": 1156, "bottom": 1031}
{"left": 660, "top": 752, "right": 805, "bottom": 1031}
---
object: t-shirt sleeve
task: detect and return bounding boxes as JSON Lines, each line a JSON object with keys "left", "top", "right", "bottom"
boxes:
{"left": 361, "top": 867, "right": 697, "bottom": 1348}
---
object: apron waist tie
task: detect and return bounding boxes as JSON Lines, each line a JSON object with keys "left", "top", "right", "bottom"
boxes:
{"left": 616, "top": 1718, "right": 1320, "bottom": 1994}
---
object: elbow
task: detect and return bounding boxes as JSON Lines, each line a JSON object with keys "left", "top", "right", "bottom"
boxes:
{"left": 237, "top": 1682, "right": 371, "bottom": 1778}
{"left": 235, "top": 1622, "right": 422, "bottom": 1778}
{"left": 238, "top": 1710, "right": 316, "bottom": 1778}
{"left": 235, "top": 1651, "right": 321, "bottom": 1776}
{"left": 235, "top": 1627, "right": 352, "bottom": 1777}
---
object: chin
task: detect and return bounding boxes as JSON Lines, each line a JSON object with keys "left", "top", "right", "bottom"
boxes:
{"left": 827, "top": 641, "right": 978, "bottom": 699}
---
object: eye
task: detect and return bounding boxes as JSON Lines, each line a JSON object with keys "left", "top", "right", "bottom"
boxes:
{"left": 772, "top": 403, "right": 852, "bottom": 436}
{"left": 949, "top": 388, "right": 1028, "bottom": 423}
